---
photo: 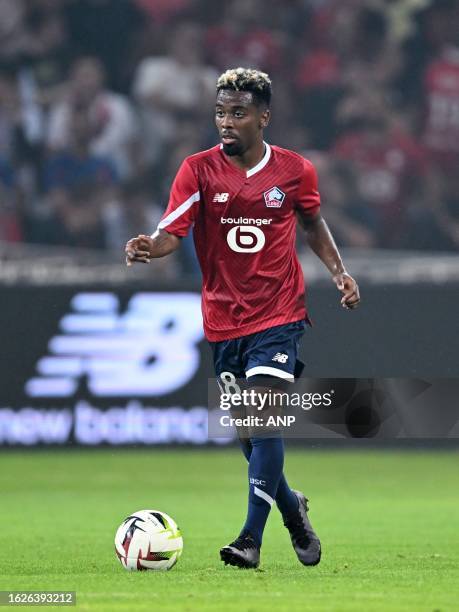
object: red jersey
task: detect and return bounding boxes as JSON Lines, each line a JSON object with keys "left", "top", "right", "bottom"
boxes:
{"left": 155, "top": 144, "right": 321, "bottom": 341}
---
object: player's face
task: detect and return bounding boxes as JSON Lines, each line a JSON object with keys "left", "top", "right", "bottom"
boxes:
{"left": 215, "top": 90, "right": 269, "bottom": 157}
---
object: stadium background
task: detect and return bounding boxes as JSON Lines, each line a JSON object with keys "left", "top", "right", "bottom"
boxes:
{"left": 0, "top": 2, "right": 458, "bottom": 611}
{"left": 0, "top": 0, "right": 458, "bottom": 444}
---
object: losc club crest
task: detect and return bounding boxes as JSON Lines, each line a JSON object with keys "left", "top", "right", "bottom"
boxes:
{"left": 263, "top": 186, "right": 285, "bottom": 208}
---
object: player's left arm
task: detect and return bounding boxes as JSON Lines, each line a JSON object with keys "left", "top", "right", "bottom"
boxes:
{"left": 298, "top": 211, "right": 360, "bottom": 309}
{"left": 295, "top": 158, "right": 360, "bottom": 309}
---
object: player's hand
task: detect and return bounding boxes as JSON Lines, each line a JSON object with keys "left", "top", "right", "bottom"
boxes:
{"left": 125, "top": 234, "right": 154, "bottom": 266}
{"left": 333, "top": 272, "right": 360, "bottom": 309}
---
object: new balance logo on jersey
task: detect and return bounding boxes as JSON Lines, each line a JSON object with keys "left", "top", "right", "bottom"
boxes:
{"left": 264, "top": 186, "right": 285, "bottom": 208}
{"left": 213, "top": 193, "right": 229, "bottom": 203}
{"left": 272, "top": 353, "right": 288, "bottom": 363}
{"left": 25, "top": 292, "right": 204, "bottom": 398}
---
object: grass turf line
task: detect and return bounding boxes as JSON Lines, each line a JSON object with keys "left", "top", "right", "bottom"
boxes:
{"left": 0, "top": 449, "right": 458, "bottom": 611}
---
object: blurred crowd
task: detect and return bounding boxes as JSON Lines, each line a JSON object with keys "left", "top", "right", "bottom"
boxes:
{"left": 0, "top": 0, "right": 458, "bottom": 275}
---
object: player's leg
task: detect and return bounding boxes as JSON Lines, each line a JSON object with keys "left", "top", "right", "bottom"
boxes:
{"left": 220, "top": 323, "right": 302, "bottom": 567}
{"left": 212, "top": 333, "right": 297, "bottom": 517}
{"left": 237, "top": 433, "right": 295, "bottom": 529}
{"left": 242, "top": 321, "right": 321, "bottom": 566}
{"left": 238, "top": 436, "right": 319, "bottom": 562}
{"left": 213, "top": 324, "right": 320, "bottom": 567}
{"left": 241, "top": 385, "right": 285, "bottom": 547}
{"left": 211, "top": 339, "right": 262, "bottom": 567}
{"left": 220, "top": 381, "right": 283, "bottom": 569}
{"left": 236, "top": 430, "right": 299, "bottom": 516}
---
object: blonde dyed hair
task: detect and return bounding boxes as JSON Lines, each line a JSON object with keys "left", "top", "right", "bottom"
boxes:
{"left": 216, "top": 67, "right": 272, "bottom": 106}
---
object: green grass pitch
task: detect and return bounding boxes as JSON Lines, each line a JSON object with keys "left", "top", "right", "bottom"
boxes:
{"left": 0, "top": 449, "right": 458, "bottom": 611}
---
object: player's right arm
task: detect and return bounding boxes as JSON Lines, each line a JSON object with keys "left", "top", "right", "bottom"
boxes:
{"left": 125, "top": 157, "right": 200, "bottom": 266}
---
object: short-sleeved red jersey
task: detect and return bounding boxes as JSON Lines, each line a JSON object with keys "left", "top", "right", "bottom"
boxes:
{"left": 155, "top": 143, "right": 320, "bottom": 341}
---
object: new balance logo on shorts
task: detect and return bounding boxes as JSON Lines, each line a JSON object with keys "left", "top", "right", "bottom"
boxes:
{"left": 213, "top": 193, "right": 229, "bottom": 203}
{"left": 272, "top": 353, "right": 288, "bottom": 363}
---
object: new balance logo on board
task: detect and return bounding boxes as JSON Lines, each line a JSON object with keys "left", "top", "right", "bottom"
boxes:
{"left": 213, "top": 193, "right": 229, "bottom": 203}
{"left": 272, "top": 353, "right": 288, "bottom": 363}
{"left": 24, "top": 292, "right": 204, "bottom": 398}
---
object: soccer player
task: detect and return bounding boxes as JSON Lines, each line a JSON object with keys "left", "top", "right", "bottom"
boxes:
{"left": 125, "top": 68, "right": 360, "bottom": 569}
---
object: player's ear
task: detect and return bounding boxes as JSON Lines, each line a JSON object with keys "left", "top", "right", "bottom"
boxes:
{"left": 260, "top": 108, "right": 270, "bottom": 129}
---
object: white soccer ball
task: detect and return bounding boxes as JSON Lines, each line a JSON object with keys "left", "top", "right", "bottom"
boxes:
{"left": 114, "top": 509, "right": 183, "bottom": 571}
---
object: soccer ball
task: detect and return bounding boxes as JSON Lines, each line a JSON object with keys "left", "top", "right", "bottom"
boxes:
{"left": 114, "top": 509, "right": 183, "bottom": 571}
